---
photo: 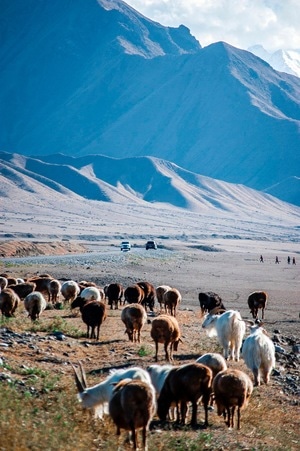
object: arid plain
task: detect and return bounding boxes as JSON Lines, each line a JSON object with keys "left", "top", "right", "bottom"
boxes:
{"left": 0, "top": 199, "right": 299, "bottom": 450}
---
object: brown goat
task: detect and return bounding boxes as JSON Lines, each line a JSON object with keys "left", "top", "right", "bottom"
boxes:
{"left": 0, "top": 288, "right": 20, "bottom": 317}
{"left": 121, "top": 303, "right": 147, "bottom": 343}
{"left": 247, "top": 291, "right": 268, "bottom": 320}
{"left": 106, "top": 283, "right": 124, "bottom": 309}
{"left": 73, "top": 298, "right": 107, "bottom": 340}
{"left": 8, "top": 282, "right": 36, "bottom": 300}
{"left": 28, "top": 277, "right": 53, "bottom": 302}
{"left": 124, "top": 284, "right": 144, "bottom": 305}
{"left": 137, "top": 281, "right": 156, "bottom": 311}
{"left": 109, "top": 378, "right": 156, "bottom": 451}
{"left": 156, "top": 285, "right": 171, "bottom": 311}
{"left": 213, "top": 368, "right": 253, "bottom": 429}
{"left": 48, "top": 279, "right": 61, "bottom": 303}
{"left": 157, "top": 363, "right": 213, "bottom": 427}
{"left": 163, "top": 288, "right": 182, "bottom": 317}
{"left": 150, "top": 314, "right": 181, "bottom": 362}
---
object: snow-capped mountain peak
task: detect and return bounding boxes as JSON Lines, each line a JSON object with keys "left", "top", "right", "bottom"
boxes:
{"left": 248, "top": 44, "right": 300, "bottom": 78}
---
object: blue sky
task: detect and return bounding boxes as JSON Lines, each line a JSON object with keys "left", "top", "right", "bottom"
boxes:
{"left": 125, "top": 0, "right": 300, "bottom": 52}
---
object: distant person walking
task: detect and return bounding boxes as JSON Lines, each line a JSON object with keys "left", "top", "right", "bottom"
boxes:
{"left": 287, "top": 256, "right": 291, "bottom": 264}
{"left": 275, "top": 256, "right": 279, "bottom": 264}
{"left": 292, "top": 257, "right": 296, "bottom": 265}
{"left": 260, "top": 255, "right": 264, "bottom": 263}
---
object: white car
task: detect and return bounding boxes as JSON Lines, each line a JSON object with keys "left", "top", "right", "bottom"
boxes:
{"left": 120, "top": 241, "right": 131, "bottom": 251}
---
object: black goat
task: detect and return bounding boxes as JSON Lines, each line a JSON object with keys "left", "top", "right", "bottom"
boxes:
{"left": 198, "top": 291, "right": 226, "bottom": 316}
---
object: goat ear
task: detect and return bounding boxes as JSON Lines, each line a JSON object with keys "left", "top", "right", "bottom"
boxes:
{"left": 72, "top": 364, "right": 85, "bottom": 393}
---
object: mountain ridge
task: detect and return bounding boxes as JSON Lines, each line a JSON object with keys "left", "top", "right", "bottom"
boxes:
{"left": 1, "top": 151, "right": 299, "bottom": 215}
{"left": 1, "top": 0, "right": 299, "bottom": 205}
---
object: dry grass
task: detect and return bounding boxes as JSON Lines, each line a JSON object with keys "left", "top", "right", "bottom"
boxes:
{"left": 0, "top": 304, "right": 299, "bottom": 451}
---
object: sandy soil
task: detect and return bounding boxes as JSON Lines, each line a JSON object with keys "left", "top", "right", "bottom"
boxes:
{"left": 0, "top": 235, "right": 299, "bottom": 450}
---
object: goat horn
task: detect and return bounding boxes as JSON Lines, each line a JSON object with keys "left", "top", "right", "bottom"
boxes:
{"left": 72, "top": 364, "right": 85, "bottom": 393}
{"left": 243, "top": 319, "right": 255, "bottom": 325}
{"left": 79, "top": 361, "right": 88, "bottom": 390}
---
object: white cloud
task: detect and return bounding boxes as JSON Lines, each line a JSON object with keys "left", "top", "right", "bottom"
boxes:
{"left": 125, "top": 0, "right": 300, "bottom": 51}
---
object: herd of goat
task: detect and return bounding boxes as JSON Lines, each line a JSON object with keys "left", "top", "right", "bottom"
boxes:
{"left": 0, "top": 272, "right": 275, "bottom": 450}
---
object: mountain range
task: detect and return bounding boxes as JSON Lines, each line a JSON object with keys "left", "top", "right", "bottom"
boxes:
{"left": 1, "top": 151, "right": 299, "bottom": 220}
{"left": 248, "top": 45, "right": 300, "bottom": 78}
{"left": 0, "top": 0, "right": 299, "bottom": 208}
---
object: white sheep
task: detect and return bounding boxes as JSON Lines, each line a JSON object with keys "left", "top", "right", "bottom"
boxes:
{"left": 72, "top": 363, "right": 152, "bottom": 419}
{"left": 24, "top": 291, "right": 47, "bottom": 321}
{"left": 61, "top": 280, "right": 80, "bottom": 303}
{"left": 121, "top": 303, "right": 147, "bottom": 343}
{"left": 202, "top": 309, "right": 246, "bottom": 361}
{"left": 78, "top": 286, "right": 103, "bottom": 303}
{"left": 150, "top": 314, "right": 181, "bottom": 362}
{"left": 242, "top": 321, "right": 275, "bottom": 386}
{"left": 196, "top": 352, "right": 227, "bottom": 378}
{"left": 109, "top": 378, "right": 156, "bottom": 451}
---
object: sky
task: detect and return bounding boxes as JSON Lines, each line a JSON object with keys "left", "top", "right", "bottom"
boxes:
{"left": 125, "top": 0, "right": 300, "bottom": 52}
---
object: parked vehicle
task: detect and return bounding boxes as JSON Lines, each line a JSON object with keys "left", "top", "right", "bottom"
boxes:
{"left": 120, "top": 241, "right": 131, "bottom": 251}
{"left": 146, "top": 240, "right": 157, "bottom": 250}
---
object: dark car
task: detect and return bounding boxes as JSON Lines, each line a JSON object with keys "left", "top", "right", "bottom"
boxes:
{"left": 146, "top": 240, "right": 157, "bottom": 250}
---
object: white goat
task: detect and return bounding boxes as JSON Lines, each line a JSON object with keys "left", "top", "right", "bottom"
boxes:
{"left": 202, "top": 309, "right": 246, "bottom": 361}
{"left": 242, "top": 321, "right": 275, "bottom": 386}
{"left": 147, "top": 363, "right": 176, "bottom": 420}
{"left": 72, "top": 363, "right": 152, "bottom": 419}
